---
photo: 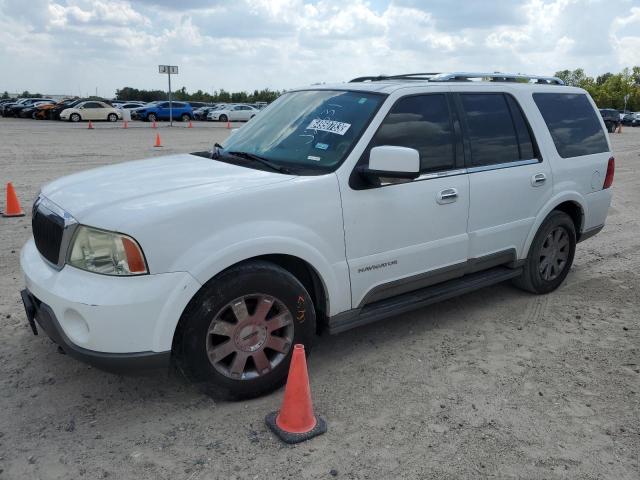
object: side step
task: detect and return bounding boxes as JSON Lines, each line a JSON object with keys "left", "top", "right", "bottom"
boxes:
{"left": 328, "top": 266, "right": 522, "bottom": 334}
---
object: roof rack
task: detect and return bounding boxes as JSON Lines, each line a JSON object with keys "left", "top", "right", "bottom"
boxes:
{"left": 350, "top": 72, "right": 565, "bottom": 85}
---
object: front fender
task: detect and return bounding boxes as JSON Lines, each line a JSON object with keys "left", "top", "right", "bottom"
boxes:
{"left": 521, "top": 190, "right": 586, "bottom": 259}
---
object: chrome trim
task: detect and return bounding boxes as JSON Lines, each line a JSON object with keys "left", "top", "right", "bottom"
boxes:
{"left": 33, "top": 195, "right": 78, "bottom": 271}
{"left": 417, "top": 168, "right": 467, "bottom": 180}
{"left": 466, "top": 158, "right": 539, "bottom": 173}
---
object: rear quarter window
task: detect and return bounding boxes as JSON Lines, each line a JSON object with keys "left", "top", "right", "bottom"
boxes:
{"left": 533, "top": 93, "right": 608, "bottom": 158}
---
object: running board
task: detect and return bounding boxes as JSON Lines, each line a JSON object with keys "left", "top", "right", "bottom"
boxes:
{"left": 328, "top": 266, "right": 522, "bottom": 334}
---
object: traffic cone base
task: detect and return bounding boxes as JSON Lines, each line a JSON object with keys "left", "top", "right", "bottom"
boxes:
{"left": 123, "top": 120, "right": 128, "bottom": 129}
{"left": 226, "top": 120, "right": 231, "bottom": 129}
{"left": 265, "top": 344, "right": 326, "bottom": 444}
{"left": 265, "top": 411, "right": 326, "bottom": 444}
{"left": 3, "top": 182, "right": 25, "bottom": 217}
{"left": 188, "top": 120, "right": 193, "bottom": 128}
{"left": 154, "top": 133, "right": 162, "bottom": 147}
{"left": 87, "top": 120, "right": 94, "bottom": 129}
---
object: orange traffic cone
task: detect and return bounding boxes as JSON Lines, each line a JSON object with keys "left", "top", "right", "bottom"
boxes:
{"left": 154, "top": 133, "right": 162, "bottom": 147}
{"left": 226, "top": 120, "right": 231, "bottom": 129}
{"left": 152, "top": 120, "right": 157, "bottom": 129}
{"left": 265, "top": 344, "right": 326, "bottom": 444}
{"left": 188, "top": 120, "right": 193, "bottom": 128}
{"left": 123, "top": 120, "right": 128, "bottom": 129}
{"left": 87, "top": 120, "right": 94, "bottom": 129}
{"left": 3, "top": 182, "right": 25, "bottom": 217}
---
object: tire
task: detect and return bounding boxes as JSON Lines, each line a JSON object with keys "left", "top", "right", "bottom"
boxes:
{"left": 513, "top": 211, "right": 576, "bottom": 294}
{"left": 107, "top": 113, "right": 118, "bottom": 122}
{"left": 219, "top": 114, "right": 228, "bottom": 123}
{"left": 70, "top": 113, "right": 81, "bottom": 123}
{"left": 175, "top": 260, "right": 316, "bottom": 400}
{"left": 181, "top": 113, "right": 191, "bottom": 122}
{"left": 147, "top": 113, "right": 157, "bottom": 123}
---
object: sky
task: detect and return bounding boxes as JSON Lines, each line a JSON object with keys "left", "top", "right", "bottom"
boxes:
{"left": 0, "top": 0, "right": 639, "bottom": 97}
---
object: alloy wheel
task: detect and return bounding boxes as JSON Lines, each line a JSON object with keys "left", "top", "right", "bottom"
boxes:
{"left": 538, "top": 226, "right": 570, "bottom": 281}
{"left": 206, "top": 294, "right": 294, "bottom": 380}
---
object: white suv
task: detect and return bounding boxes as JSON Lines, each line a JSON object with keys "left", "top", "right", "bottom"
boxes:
{"left": 20, "top": 72, "right": 614, "bottom": 399}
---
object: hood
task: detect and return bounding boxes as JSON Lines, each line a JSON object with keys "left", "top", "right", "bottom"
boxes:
{"left": 41, "top": 153, "right": 293, "bottom": 221}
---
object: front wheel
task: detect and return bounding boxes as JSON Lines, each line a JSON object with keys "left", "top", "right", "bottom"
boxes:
{"left": 175, "top": 260, "right": 316, "bottom": 400}
{"left": 70, "top": 113, "right": 81, "bottom": 122}
{"left": 218, "top": 114, "right": 228, "bottom": 123}
{"left": 181, "top": 113, "right": 191, "bottom": 122}
{"left": 513, "top": 211, "right": 576, "bottom": 294}
{"left": 107, "top": 113, "right": 118, "bottom": 122}
{"left": 147, "top": 113, "right": 157, "bottom": 123}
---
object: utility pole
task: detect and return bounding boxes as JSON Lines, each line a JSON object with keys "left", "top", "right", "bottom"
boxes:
{"left": 158, "top": 65, "right": 179, "bottom": 126}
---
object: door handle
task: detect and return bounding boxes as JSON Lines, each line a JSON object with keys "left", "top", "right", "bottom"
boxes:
{"left": 531, "top": 173, "right": 546, "bottom": 187}
{"left": 437, "top": 188, "right": 458, "bottom": 204}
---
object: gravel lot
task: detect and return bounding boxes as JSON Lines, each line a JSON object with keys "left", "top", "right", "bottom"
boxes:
{"left": 1, "top": 118, "right": 638, "bottom": 479}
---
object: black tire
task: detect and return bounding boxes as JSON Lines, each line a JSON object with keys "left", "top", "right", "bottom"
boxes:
{"left": 175, "top": 260, "right": 316, "bottom": 400}
{"left": 107, "top": 113, "right": 118, "bottom": 122}
{"left": 70, "top": 113, "right": 81, "bottom": 123}
{"left": 513, "top": 211, "right": 576, "bottom": 294}
{"left": 219, "top": 114, "right": 228, "bottom": 123}
{"left": 147, "top": 113, "right": 157, "bottom": 123}
{"left": 181, "top": 113, "right": 191, "bottom": 122}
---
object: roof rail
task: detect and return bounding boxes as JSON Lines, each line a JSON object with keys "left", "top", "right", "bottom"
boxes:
{"left": 350, "top": 73, "right": 440, "bottom": 82}
{"left": 349, "top": 72, "right": 564, "bottom": 85}
{"left": 430, "top": 72, "right": 564, "bottom": 85}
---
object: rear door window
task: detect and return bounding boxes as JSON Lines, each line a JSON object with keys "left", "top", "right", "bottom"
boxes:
{"left": 368, "top": 94, "right": 456, "bottom": 173}
{"left": 459, "top": 93, "right": 524, "bottom": 167}
{"left": 533, "top": 93, "right": 608, "bottom": 158}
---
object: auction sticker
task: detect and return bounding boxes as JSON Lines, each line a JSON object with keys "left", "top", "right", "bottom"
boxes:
{"left": 307, "top": 119, "right": 351, "bottom": 136}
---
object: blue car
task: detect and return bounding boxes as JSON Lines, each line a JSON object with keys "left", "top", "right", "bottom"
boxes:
{"left": 131, "top": 101, "right": 193, "bottom": 122}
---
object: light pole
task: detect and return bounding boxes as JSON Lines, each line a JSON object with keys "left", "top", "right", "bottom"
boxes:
{"left": 158, "top": 65, "right": 179, "bottom": 126}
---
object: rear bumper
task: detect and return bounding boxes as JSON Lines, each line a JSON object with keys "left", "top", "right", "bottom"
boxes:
{"left": 21, "top": 288, "right": 171, "bottom": 373}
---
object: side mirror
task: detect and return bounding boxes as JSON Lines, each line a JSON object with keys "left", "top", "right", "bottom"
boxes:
{"left": 358, "top": 146, "right": 420, "bottom": 184}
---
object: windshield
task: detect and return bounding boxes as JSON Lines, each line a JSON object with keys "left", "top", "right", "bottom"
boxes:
{"left": 220, "top": 90, "right": 385, "bottom": 172}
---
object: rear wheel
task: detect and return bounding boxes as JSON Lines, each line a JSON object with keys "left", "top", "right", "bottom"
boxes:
{"left": 181, "top": 113, "right": 190, "bottom": 122}
{"left": 513, "top": 211, "right": 576, "bottom": 294}
{"left": 70, "top": 113, "right": 81, "bottom": 122}
{"left": 175, "top": 260, "right": 316, "bottom": 400}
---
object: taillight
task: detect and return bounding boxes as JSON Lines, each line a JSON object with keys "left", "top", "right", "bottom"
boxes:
{"left": 603, "top": 157, "right": 615, "bottom": 189}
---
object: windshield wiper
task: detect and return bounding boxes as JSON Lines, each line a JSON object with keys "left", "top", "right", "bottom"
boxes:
{"left": 227, "top": 151, "right": 291, "bottom": 174}
{"left": 211, "top": 142, "right": 224, "bottom": 159}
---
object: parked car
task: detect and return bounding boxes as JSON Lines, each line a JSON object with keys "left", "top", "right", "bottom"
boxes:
{"left": 187, "top": 101, "right": 209, "bottom": 110}
{"left": 130, "top": 101, "right": 193, "bottom": 122}
{"left": 60, "top": 101, "right": 123, "bottom": 122}
{"left": 194, "top": 104, "right": 226, "bottom": 121}
{"left": 620, "top": 113, "right": 635, "bottom": 126}
{"left": 207, "top": 104, "right": 259, "bottom": 122}
{"left": 599, "top": 108, "right": 620, "bottom": 133}
{"left": 631, "top": 112, "right": 640, "bottom": 127}
{"left": 18, "top": 100, "right": 56, "bottom": 118}
{"left": 47, "top": 98, "right": 84, "bottom": 120}
{"left": 116, "top": 102, "right": 148, "bottom": 114}
{"left": 20, "top": 72, "right": 614, "bottom": 399}
{"left": 3, "top": 98, "right": 54, "bottom": 117}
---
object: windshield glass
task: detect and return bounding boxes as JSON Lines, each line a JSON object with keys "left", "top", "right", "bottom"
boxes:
{"left": 221, "top": 90, "right": 385, "bottom": 171}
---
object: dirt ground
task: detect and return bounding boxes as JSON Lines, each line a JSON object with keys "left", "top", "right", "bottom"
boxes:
{"left": 0, "top": 118, "right": 638, "bottom": 480}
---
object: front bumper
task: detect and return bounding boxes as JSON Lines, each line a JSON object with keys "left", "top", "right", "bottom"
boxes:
{"left": 21, "top": 289, "right": 170, "bottom": 373}
{"left": 20, "top": 239, "right": 202, "bottom": 367}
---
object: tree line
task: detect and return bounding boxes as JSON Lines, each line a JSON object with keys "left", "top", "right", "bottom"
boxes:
{"left": 554, "top": 67, "right": 640, "bottom": 111}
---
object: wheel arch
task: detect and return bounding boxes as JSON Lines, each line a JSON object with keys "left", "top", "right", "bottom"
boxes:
{"left": 170, "top": 254, "right": 330, "bottom": 354}
{"left": 522, "top": 193, "right": 585, "bottom": 259}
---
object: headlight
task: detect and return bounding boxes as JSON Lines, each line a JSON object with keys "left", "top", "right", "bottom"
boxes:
{"left": 68, "top": 226, "right": 148, "bottom": 276}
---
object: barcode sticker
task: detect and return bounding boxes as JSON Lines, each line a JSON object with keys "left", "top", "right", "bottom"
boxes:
{"left": 306, "top": 119, "right": 351, "bottom": 136}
